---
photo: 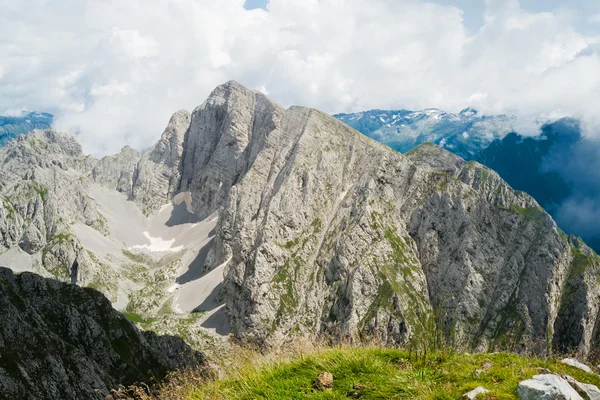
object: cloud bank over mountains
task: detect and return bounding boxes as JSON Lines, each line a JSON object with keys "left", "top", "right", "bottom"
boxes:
{"left": 1, "top": 0, "right": 599, "bottom": 155}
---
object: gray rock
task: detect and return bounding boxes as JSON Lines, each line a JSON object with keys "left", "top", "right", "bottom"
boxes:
{"left": 0, "top": 267, "right": 206, "bottom": 400}
{"left": 182, "top": 82, "right": 589, "bottom": 353}
{"left": 179, "top": 80, "right": 284, "bottom": 219}
{"left": 92, "top": 145, "right": 140, "bottom": 194}
{"left": 517, "top": 374, "right": 583, "bottom": 400}
{"left": 132, "top": 109, "right": 191, "bottom": 214}
{"left": 563, "top": 374, "right": 600, "bottom": 400}
{"left": 464, "top": 386, "right": 490, "bottom": 399}
{"left": 562, "top": 358, "right": 594, "bottom": 374}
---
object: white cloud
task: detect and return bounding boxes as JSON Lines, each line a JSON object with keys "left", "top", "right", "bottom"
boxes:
{"left": 590, "top": 13, "right": 600, "bottom": 24}
{"left": 0, "top": 0, "right": 599, "bottom": 155}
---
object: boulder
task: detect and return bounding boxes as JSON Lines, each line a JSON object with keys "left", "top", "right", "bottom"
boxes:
{"left": 464, "top": 386, "right": 490, "bottom": 399}
{"left": 562, "top": 359, "right": 594, "bottom": 374}
{"left": 517, "top": 374, "right": 583, "bottom": 400}
{"left": 563, "top": 375, "right": 600, "bottom": 400}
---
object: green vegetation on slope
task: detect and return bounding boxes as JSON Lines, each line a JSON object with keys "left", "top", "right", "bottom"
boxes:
{"left": 509, "top": 204, "right": 546, "bottom": 227}
{"left": 157, "top": 347, "right": 600, "bottom": 400}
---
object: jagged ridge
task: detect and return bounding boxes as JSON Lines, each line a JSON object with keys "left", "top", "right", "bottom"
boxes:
{"left": 1, "top": 81, "right": 599, "bottom": 363}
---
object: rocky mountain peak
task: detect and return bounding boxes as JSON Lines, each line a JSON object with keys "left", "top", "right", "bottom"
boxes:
{"left": 130, "top": 109, "right": 191, "bottom": 213}
{"left": 179, "top": 80, "right": 285, "bottom": 219}
{"left": 7, "top": 129, "right": 84, "bottom": 160}
{"left": 1, "top": 81, "right": 600, "bottom": 367}
{"left": 91, "top": 143, "right": 140, "bottom": 194}
{"left": 459, "top": 107, "right": 478, "bottom": 116}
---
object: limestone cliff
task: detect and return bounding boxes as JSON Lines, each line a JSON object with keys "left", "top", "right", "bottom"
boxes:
{"left": 180, "top": 83, "right": 600, "bottom": 359}
{"left": 132, "top": 110, "right": 191, "bottom": 214}
{"left": 1, "top": 81, "right": 600, "bottom": 362}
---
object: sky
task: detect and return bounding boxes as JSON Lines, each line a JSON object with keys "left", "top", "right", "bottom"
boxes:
{"left": 1, "top": 0, "right": 599, "bottom": 155}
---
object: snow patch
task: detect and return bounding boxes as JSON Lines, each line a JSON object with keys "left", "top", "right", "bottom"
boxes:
{"left": 167, "top": 283, "right": 181, "bottom": 293}
{"left": 130, "top": 232, "right": 185, "bottom": 253}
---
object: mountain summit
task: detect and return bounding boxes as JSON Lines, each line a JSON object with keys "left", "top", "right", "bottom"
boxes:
{"left": 1, "top": 81, "right": 599, "bottom": 364}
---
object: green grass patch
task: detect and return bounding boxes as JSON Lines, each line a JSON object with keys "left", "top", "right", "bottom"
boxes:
{"left": 509, "top": 205, "right": 546, "bottom": 227}
{"left": 123, "top": 311, "right": 157, "bottom": 325}
{"left": 122, "top": 249, "right": 155, "bottom": 265}
{"left": 182, "top": 348, "right": 600, "bottom": 400}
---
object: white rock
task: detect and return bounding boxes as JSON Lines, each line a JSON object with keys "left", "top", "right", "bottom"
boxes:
{"left": 517, "top": 374, "right": 583, "bottom": 400}
{"left": 563, "top": 374, "right": 600, "bottom": 400}
{"left": 463, "top": 386, "right": 490, "bottom": 399}
{"left": 562, "top": 358, "right": 594, "bottom": 374}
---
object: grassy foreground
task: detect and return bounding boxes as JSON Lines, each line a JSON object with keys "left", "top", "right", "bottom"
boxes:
{"left": 155, "top": 347, "right": 600, "bottom": 399}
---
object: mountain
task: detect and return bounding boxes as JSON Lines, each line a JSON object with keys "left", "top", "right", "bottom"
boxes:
{"left": 476, "top": 118, "right": 600, "bottom": 252}
{"left": 1, "top": 81, "right": 599, "bottom": 366}
{"left": 476, "top": 123, "right": 575, "bottom": 210}
{"left": 0, "top": 111, "right": 53, "bottom": 147}
{"left": 338, "top": 110, "right": 600, "bottom": 254}
{"left": 0, "top": 267, "right": 206, "bottom": 399}
{"left": 0, "top": 127, "right": 223, "bottom": 350}
{"left": 334, "top": 107, "right": 513, "bottom": 159}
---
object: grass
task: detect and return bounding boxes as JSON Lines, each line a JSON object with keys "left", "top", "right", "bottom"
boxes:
{"left": 122, "top": 249, "right": 156, "bottom": 266}
{"left": 123, "top": 311, "right": 157, "bottom": 325}
{"left": 509, "top": 205, "right": 546, "bottom": 227}
{"left": 151, "top": 346, "right": 600, "bottom": 400}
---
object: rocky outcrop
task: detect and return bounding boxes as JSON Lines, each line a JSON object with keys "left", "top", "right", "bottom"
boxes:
{"left": 92, "top": 145, "right": 140, "bottom": 194}
{"left": 132, "top": 110, "right": 190, "bottom": 214}
{"left": 2, "top": 81, "right": 600, "bottom": 362}
{"left": 553, "top": 239, "right": 600, "bottom": 359}
{"left": 0, "top": 267, "right": 206, "bottom": 400}
{"left": 159, "top": 82, "right": 600, "bottom": 358}
{"left": 179, "top": 81, "right": 284, "bottom": 219}
{"left": 0, "top": 131, "right": 103, "bottom": 283}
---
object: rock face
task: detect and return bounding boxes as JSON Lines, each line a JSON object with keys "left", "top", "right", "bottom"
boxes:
{"left": 92, "top": 145, "right": 140, "bottom": 194}
{"left": 0, "top": 131, "right": 104, "bottom": 284}
{"left": 179, "top": 81, "right": 284, "bottom": 219}
{"left": 344, "top": 111, "right": 600, "bottom": 255}
{"left": 1, "top": 81, "right": 600, "bottom": 362}
{"left": 0, "top": 267, "right": 205, "bottom": 400}
{"left": 176, "top": 82, "right": 600, "bottom": 358}
{"left": 132, "top": 110, "right": 190, "bottom": 214}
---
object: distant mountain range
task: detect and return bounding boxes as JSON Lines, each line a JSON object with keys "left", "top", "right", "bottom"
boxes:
{"left": 334, "top": 107, "right": 514, "bottom": 159}
{"left": 337, "top": 110, "right": 600, "bottom": 252}
{"left": 476, "top": 118, "right": 600, "bottom": 252}
{"left": 0, "top": 111, "right": 53, "bottom": 147}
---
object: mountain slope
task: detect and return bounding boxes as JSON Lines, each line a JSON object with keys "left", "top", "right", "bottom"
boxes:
{"left": 476, "top": 118, "right": 600, "bottom": 252}
{"left": 0, "top": 267, "right": 205, "bottom": 400}
{"left": 1, "top": 82, "right": 599, "bottom": 362}
{"left": 170, "top": 82, "right": 597, "bottom": 358}
{"left": 0, "top": 127, "right": 223, "bottom": 345}
{"left": 334, "top": 108, "right": 513, "bottom": 159}
{"left": 0, "top": 112, "right": 53, "bottom": 147}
